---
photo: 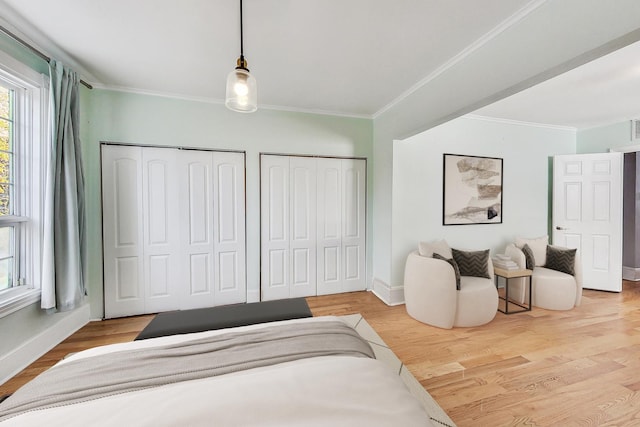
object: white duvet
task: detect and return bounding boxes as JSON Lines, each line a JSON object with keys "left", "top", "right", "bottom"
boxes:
{"left": 1, "top": 316, "right": 434, "bottom": 426}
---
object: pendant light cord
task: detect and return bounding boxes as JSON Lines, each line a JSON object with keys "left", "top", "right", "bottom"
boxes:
{"left": 239, "top": 0, "right": 244, "bottom": 59}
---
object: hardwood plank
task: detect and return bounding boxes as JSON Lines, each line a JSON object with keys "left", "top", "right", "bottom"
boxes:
{"left": 2, "top": 283, "right": 640, "bottom": 426}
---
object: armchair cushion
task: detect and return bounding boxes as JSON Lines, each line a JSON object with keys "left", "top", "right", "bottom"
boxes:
{"left": 522, "top": 244, "right": 535, "bottom": 270}
{"left": 533, "top": 267, "right": 579, "bottom": 310}
{"left": 545, "top": 245, "right": 577, "bottom": 276}
{"left": 454, "top": 276, "right": 499, "bottom": 327}
{"left": 452, "top": 248, "right": 491, "bottom": 279}
{"left": 433, "top": 253, "right": 461, "bottom": 289}
{"left": 515, "top": 235, "right": 548, "bottom": 266}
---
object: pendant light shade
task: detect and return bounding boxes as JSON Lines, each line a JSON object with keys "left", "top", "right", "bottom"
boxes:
{"left": 226, "top": 0, "right": 257, "bottom": 113}
{"left": 225, "top": 58, "right": 257, "bottom": 112}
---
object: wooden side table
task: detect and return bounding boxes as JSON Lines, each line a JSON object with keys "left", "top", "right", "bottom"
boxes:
{"left": 494, "top": 267, "right": 533, "bottom": 314}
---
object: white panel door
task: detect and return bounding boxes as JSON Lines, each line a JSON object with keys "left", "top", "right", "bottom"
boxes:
{"left": 289, "top": 157, "right": 317, "bottom": 297}
{"left": 142, "top": 148, "right": 182, "bottom": 313}
{"left": 317, "top": 158, "right": 343, "bottom": 295}
{"left": 104, "top": 145, "right": 247, "bottom": 317}
{"left": 260, "top": 155, "right": 366, "bottom": 300}
{"left": 341, "top": 159, "right": 366, "bottom": 292}
{"left": 180, "top": 150, "right": 216, "bottom": 309}
{"left": 212, "top": 152, "right": 246, "bottom": 305}
{"left": 553, "top": 153, "right": 623, "bottom": 292}
{"left": 102, "top": 145, "right": 145, "bottom": 318}
{"left": 261, "top": 155, "right": 290, "bottom": 300}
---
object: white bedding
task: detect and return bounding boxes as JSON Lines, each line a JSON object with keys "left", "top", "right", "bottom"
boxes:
{"left": 1, "top": 316, "right": 434, "bottom": 426}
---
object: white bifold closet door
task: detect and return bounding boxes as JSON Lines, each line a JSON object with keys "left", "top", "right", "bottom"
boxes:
{"left": 102, "top": 145, "right": 246, "bottom": 318}
{"left": 317, "top": 158, "right": 366, "bottom": 295}
{"left": 261, "top": 155, "right": 365, "bottom": 301}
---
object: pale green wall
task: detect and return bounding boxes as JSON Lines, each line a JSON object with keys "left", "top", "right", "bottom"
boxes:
{"left": 391, "top": 117, "right": 576, "bottom": 287}
{"left": 0, "top": 32, "right": 48, "bottom": 75}
{"left": 82, "top": 89, "right": 373, "bottom": 318}
{"left": 576, "top": 121, "right": 634, "bottom": 153}
{"left": 2, "top": 304, "right": 57, "bottom": 355}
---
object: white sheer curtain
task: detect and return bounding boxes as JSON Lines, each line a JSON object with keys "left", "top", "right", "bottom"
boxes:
{"left": 41, "top": 59, "right": 86, "bottom": 311}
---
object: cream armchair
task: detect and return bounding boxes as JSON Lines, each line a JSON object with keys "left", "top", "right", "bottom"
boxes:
{"left": 505, "top": 237, "right": 582, "bottom": 310}
{"left": 404, "top": 250, "right": 498, "bottom": 329}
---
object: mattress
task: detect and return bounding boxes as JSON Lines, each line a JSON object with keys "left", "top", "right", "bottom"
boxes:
{"left": 0, "top": 316, "right": 435, "bottom": 426}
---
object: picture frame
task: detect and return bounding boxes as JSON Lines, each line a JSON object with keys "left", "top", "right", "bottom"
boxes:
{"left": 443, "top": 153, "right": 503, "bottom": 225}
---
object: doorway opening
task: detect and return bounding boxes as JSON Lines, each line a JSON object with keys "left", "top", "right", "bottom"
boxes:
{"left": 622, "top": 151, "right": 640, "bottom": 281}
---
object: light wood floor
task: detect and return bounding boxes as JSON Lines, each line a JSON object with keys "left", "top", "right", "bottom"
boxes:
{"left": 3, "top": 283, "right": 640, "bottom": 426}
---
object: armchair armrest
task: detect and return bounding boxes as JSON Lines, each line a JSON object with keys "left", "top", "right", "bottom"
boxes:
{"left": 505, "top": 243, "right": 526, "bottom": 269}
{"left": 404, "top": 251, "right": 457, "bottom": 329}
{"left": 573, "top": 252, "right": 583, "bottom": 306}
{"left": 503, "top": 244, "right": 527, "bottom": 304}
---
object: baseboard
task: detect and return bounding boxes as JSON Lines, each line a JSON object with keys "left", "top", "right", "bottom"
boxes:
{"left": 623, "top": 266, "right": 640, "bottom": 281}
{"left": 371, "top": 278, "right": 405, "bottom": 306}
{"left": 0, "top": 303, "right": 90, "bottom": 384}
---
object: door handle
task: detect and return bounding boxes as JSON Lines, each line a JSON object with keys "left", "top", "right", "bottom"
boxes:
{"left": 555, "top": 226, "right": 568, "bottom": 231}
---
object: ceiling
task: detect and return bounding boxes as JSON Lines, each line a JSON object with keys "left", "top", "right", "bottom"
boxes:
{"left": 0, "top": 0, "right": 638, "bottom": 128}
{"left": 473, "top": 39, "right": 640, "bottom": 130}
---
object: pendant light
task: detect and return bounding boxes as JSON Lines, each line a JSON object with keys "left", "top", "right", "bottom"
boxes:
{"left": 225, "top": 0, "right": 257, "bottom": 113}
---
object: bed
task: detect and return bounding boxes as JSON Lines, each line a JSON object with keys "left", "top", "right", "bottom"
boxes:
{"left": 0, "top": 316, "right": 443, "bottom": 426}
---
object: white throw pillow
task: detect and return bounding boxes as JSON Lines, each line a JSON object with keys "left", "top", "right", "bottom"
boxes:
{"left": 515, "top": 235, "right": 548, "bottom": 267}
{"left": 418, "top": 239, "right": 452, "bottom": 259}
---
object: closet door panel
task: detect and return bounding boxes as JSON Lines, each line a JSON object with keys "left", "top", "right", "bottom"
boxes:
{"left": 289, "top": 157, "right": 316, "bottom": 297}
{"left": 180, "top": 151, "right": 216, "bottom": 309}
{"left": 260, "top": 155, "right": 366, "bottom": 300}
{"left": 317, "top": 158, "right": 343, "bottom": 295}
{"left": 213, "top": 152, "right": 246, "bottom": 305}
{"left": 104, "top": 145, "right": 247, "bottom": 317}
{"left": 102, "top": 145, "right": 145, "bottom": 318}
{"left": 114, "top": 257, "right": 140, "bottom": 299}
{"left": 142, "top": 148, "right": 181, "bottom": 313}
{"left": 342, "top": 159, "right": 366, "bottom": 292}
{"left": 261, "top": 155, "right": 290, "bottom": 300}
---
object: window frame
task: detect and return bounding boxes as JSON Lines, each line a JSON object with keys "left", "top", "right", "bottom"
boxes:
{"left": 0, "top": 48, "right": 48, "bottom": 317}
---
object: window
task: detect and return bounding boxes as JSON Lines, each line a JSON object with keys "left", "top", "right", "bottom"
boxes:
{"left": 0, "top": 82, "right": 18, "bottom": 292}
{"left": 0, "top": 50, "right": 48, "bottom": 317}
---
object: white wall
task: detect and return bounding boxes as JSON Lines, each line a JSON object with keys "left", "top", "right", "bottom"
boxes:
{"left": 390, "top": 116, "right": 576, "bottom": 288}
{"left": 82, "top": 89, "right": 373, "bottom": 319}
{"left": 370, "top": 1, "right": 640, "bottom": 297}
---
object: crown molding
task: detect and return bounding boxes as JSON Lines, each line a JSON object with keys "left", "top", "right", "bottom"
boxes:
{"left": 372, "top": 0, "right": 548, "bottom": 120}
{"left": 259, "top": 102, "right": 372, "bottom": 120}
{"left": 90, "top": 83, "right": 226, "bottom": 105}
{"left": 465, "top": 114, "right": 577, "bottom": 132}
{"left": 91, "top": 83, "right": 373, "bottom": 120}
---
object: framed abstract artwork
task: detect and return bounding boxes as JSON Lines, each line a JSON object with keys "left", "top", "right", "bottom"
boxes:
{"left": 443, "top": 153, "right": 503, "bottom": 225}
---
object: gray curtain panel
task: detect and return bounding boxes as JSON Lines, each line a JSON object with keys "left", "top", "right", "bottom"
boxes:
{"left": 41, "top": 59, "right": 86, "bottom": 311}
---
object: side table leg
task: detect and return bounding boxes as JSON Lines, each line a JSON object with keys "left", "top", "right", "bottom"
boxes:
{"left": 505, "top": 277, "right": 509, "bottom": 314}
{"left": 527, "top": 275, "right": 532, "bottom": 311}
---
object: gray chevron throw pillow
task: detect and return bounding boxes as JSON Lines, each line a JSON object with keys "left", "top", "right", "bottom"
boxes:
{"left": 433, "top": 253, "right": 461, "bottom": 290}
{"left": 545, "top": 245, "right": 576, "bottom": 276}
{"left": 451, "top": 248, "right": 490, "bottom": 279}
{"left": 522, "top": 244, "right": 535, "bottom": 270}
